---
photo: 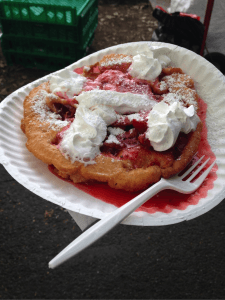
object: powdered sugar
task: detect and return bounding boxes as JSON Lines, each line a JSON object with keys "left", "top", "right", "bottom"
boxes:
{"left": 162, "top": 74, "right": 198, "bottom": 109}
{"left": 108, "top": 127, "right": 125, "bottom": 136}
{"left": 170, "top": 88, "right": 198, "bottom": 109}
{"left": 159, "top": 81, "right": 168, "bottom": 91}
{"left": 100, "top": 55, "right": 132, "bottom": 67}
{"left": 32, "top": 89, "right": 69, "bottom": 129}
{"left": 127, "top": 113, "right": 143, "bottom": 121}
{"left": 105, "top": 134, "right": 120, "bottom": 144}
{"left": 162, "top": 93, "right": 183, "bottom": 105}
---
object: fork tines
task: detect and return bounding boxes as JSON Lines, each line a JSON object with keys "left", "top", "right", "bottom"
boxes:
{"left": 181, "top": 155, "right": 216, "bottom": 182}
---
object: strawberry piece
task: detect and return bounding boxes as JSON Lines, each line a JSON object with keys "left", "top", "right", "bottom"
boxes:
{"left": 119, "top": 128, "right": 138, "bottom": 139}
{"left": 132, "top": 111, "right": 149, "bottom": 134}
{"left": 52, "top": 124, "right": 71, "bottom": 145}
{"left": 118, "top": 144, "right": 174, "bottom": 169}
{"left": 102, "top": 83, "right": 117, "bottom": 91}
{"left": 55, "top": 92, "right": 79, "bottom": 103}
{"left": 117, "top": 77, "right": 154, "bottom": 98}
{"left": 138, "top": 133, "right": 151, "bottom": 148}
{"left": 117, "top": 146, "right": 140, "bottom": 161}
{"left": 74, "top": 67, "right": 83, "bottom": 74}
{"left": 133, "top": 118, "right": 148, "bottom": 134}
{"left": 66, "top": 98, "right": 78, "bottom": 105}
{"left": 83, "top": 78, "right": 102, "bottom": 91}
{"left": 53, "top": 103, "right": 76, "bottom": 120}
{"left": 100, "top": 140, "right": 125, "bottom": 157}
{"left": 111, "top": 115, "right": 133, "bottom": 129}
{"left": 123, "top": 138, "right": 138, "bottom": 146}
{"left": 96, "top": 70, "right": 125, "bottom": 86}
{"left": 55, "top": 91, "right": 69, "bottom": 99}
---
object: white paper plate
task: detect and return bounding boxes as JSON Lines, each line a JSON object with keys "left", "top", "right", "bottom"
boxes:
{"left": 1, "top": 42, "right": 225, "bottom": 226}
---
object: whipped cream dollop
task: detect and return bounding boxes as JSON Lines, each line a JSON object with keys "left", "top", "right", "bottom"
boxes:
{"left": 76, "top": 90, "right": 156, "bottom": 114}
{"left": 129, "top": 47, "right": 171, "bottom": 81}
{"left": 59, "top": 90, "right": 156, "bottom": 164}
{"left": 53, "top": 46, "right": 199, "bottom": 163}
{"left": 59, "top": 105, "right": 110, "bottom": 164}
{"left": 152, "top": 46, "right": 171, "bottom": 68}
{"left": 50, "top": 70, "right": 87, "bottom": 98}
{"left": 146, "top": 102, "right": 200, "bottom": 151}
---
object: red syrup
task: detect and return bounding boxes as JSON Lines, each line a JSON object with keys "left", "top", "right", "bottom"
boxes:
{"left": 48, "top": 97, "right": 217, "bottom": 214}
{"left": 52, "top": 67, "right": 218, "bottom": 214}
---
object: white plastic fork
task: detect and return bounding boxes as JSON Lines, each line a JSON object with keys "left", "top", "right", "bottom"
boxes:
{"left": 49, "top": 156, "right": 216, "bottom": 269}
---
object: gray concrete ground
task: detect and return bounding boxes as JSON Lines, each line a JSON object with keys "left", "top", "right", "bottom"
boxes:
{"left": 1, "top": 163, "right": 225, "bottom": 299}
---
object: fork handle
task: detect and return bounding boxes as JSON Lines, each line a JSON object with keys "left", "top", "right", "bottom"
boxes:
{"left": 49, "top": 179, "right": 168, "bottom": 268}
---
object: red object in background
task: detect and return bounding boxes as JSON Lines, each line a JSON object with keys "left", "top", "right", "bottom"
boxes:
{"left": 155, "top": 5, "right": 168, "bottom": 13}
{"left": 155, "top": 5, "right": 201, "bottom": 20}
{"left": 179, "top": 12, "right": 200, "bottom": 21}
{"left": 156, "top": 0, "right": 215, "bottom": 57}
{"left": 200, "top": 0, "right": 215, "bottom": 56}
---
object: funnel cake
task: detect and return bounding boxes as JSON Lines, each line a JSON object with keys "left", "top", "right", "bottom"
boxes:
{"left": 21, "top": 52, "right": 203, "bottom": 192}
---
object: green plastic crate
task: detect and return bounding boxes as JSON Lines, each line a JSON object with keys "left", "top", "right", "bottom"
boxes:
{"left": 79, "top": 0, "right": 97, "bottom": 30}
{"left": 2, "top": 50, "right": 79, "bottom": 70}
{"left": 1, "top": 28, "right": 94, "bottom": 58}
{"left": 2, "top": 33, "right": 94, "bottom": 71}
{"left": 0, "top": 0, "right": 97, "bottom": 26}
{"left": 0, "top": 8, "right": 98, "bottom": 44}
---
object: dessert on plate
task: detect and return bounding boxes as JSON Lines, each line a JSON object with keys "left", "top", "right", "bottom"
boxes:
{"left": 21, "top": 46, "right": 203, "bottom": 192}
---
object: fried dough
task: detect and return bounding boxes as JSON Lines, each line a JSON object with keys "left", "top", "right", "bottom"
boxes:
{"left": 21, "top": 54, "right": 203, "bottom": 192}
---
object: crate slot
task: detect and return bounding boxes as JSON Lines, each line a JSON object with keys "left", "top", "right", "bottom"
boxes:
{"left": 0, "top": 0, "right": 97, "bottom": 26}
{"left": 0, "top": 8, "right": 98, "bottom": 44}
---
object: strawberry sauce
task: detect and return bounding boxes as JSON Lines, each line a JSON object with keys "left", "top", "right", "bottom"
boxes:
{"left": 49, "top": 96, "right": 217, "bottom": 214}
{"left": 48, "top": 66, "right": 218, "bottom": 214}
{"left": 74, "top": 98, "right": 217, "bottom": 214}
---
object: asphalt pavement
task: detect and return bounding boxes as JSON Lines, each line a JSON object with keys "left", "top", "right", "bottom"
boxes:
{"left": 1, "top": 162, "right": 225, "bottom": 299}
